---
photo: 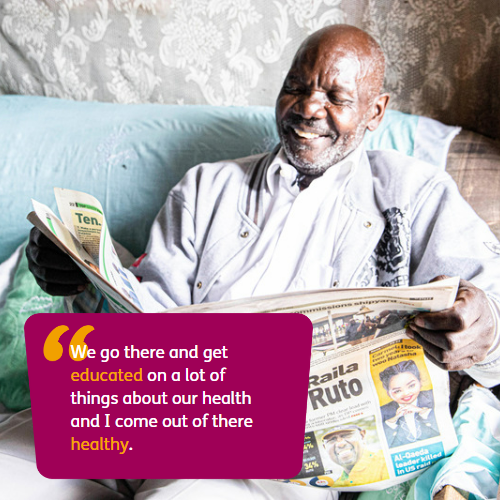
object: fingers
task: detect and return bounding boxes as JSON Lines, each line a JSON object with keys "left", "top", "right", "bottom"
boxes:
{"left": 407, "top": 278, "right": 495, "bottom": 371}
{"left": 27, "top": 261, "right": 88, "bottom": 286}
{"left": 406, "top": 329, "right": 480, "bottom": 370}
{"left": 27, "top": 258, "right": 88, "bottom": 296}
{"left": 407, "top": 319, "right": 493, "bottom": 371}
{"left": 38, "top": 282, "right": 88, "bottom": 297}
{"left": 428, "top": 275, "right": 450, "bottom": 284}
{"left": 413, "top": 281, "right": 478, "bottom": 332}
{"left": 27, "top": 228, "right": 81, "bottom": 271}
{"left": 30, "top": 226, "right": 61, "bottom": 250}
{"left": 26, "top": 227, "right": 89, "bottom": 296}
{"left": 408, "top": 320, "right": 479, "bottom": 352}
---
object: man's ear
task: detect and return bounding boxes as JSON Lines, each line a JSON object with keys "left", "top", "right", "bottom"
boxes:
{"left": 366, "top": 93, "right": 390, "bottom": 132}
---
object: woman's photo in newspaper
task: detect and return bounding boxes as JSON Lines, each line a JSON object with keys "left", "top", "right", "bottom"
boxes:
{"left": 377, "top": 359, "right": 440, "bottom": 448}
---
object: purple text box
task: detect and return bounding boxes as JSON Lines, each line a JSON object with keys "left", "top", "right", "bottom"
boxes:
{"left": 25, "top": 313, "right": 312, "bottom": 479}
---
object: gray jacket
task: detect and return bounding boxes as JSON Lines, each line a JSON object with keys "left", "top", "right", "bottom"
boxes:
{"left": 131, "top": 148, "right": 500, "bottom": 383}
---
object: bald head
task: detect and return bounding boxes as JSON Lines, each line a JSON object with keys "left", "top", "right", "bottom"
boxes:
{"left": 296, "top": 25, "right": 386, "bottom": 100}
{"left": 275, "top": 24, "right": 389, "bottom": 183}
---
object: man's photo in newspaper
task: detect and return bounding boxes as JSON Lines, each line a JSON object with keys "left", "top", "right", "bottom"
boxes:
{"left": 371, "top": 345, "right": 440, "bottom": 448}
{"left": 316, "top": 416, "right": 389, "bottom": 487}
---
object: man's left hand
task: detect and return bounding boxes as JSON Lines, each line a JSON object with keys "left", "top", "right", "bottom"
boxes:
{"left": 407, "top": 276, "right": 495, "bottom": 371}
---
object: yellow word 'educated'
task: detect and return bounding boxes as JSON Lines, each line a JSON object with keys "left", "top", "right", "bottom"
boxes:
{"left": 71, "top": 368, "right": 143, "bottom": 382}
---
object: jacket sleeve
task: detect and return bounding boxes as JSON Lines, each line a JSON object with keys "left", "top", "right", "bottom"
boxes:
{"left": 409, "top": 173, "right": 500, "bottom": 386}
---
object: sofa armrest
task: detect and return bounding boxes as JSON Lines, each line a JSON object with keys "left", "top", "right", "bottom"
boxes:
{"left": 446, "top": 130, "right": 500, "bottom": 240}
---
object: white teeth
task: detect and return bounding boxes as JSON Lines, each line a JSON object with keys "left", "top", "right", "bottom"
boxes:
{"left": 294, "top": 128, "right": 320, "bottom": 139}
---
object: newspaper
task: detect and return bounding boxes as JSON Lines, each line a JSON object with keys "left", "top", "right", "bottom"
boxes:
{"left": 166, "top": 278, "right": 460, "bottom": 491}
{"left": 29, "top": 189, "right": 459, "bottom": 489}
{"left": 28, "top": 188, "right": 144, "bottom": 313}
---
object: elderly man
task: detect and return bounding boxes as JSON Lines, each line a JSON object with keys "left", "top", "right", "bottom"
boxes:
{"left": 18, "top": 23, "right": 500, "bottom": 499}
{"left": 322, "top": 425, "right": 389, "bottom": 487}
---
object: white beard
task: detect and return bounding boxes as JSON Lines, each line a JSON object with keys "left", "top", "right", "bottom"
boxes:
{"left": 282, "top": 116, "right": 369, "bottom": 176}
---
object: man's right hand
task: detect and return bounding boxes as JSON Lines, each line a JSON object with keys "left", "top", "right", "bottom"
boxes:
{"left": 26, "top": 227, "right": 89, "bottom": 296}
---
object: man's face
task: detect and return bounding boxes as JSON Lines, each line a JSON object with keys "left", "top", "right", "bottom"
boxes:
{"left": 323, "top": 429, "right": 366, "bottom": 468}
{"left": 276, "top": 43, "right": 375, "bottom": 177}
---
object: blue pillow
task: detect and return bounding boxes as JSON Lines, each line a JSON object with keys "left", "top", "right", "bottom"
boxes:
{"left": 0, "top": 96, "right": 459, "bottom": 263}
{"left": 364, "top": 111, "right": 459, "bottom": 168}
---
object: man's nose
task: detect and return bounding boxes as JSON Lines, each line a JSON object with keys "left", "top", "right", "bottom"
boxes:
{"left": 335, "top": 437, "right": 347, "bottom": 447}
{"left": 293, "top": 92, "right": 328, "bottom": 120}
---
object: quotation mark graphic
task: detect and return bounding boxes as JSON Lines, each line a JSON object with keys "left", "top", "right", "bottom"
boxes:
{"left": 43, "top": 325, "right": 94, "bottom": 362}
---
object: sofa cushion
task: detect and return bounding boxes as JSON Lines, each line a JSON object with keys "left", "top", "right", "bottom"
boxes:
{"left": 446, "top": 130, "right": 500, "bottom": 240}
{"left": 0, "top": 95, "right": 459, "bottom": 263}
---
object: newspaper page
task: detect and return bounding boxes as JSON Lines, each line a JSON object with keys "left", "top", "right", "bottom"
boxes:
{"left": 54, "top": 188, "right": 143, "bottom": 311}
{"left": 28, "top": 191, "right": 144, "bottom": 313}
{"left": 165, "top": 278, "right": 460, "bottom": 491}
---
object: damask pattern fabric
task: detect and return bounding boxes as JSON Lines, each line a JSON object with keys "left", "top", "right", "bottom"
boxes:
{"left": 0, "top": 0, "right": 499, "bottom": 139}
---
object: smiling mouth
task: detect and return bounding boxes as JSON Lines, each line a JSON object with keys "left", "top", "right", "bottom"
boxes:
{"left": 292, "top": 128, "right": 327, "bottom": 140}
{"left": 335, "top": 450, "right": 355, "bottom": 465}
{"left": 401, "top": 395, "right": 415, "bottom": 402}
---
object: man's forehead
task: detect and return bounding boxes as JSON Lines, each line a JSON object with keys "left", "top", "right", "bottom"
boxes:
{"left": 325, "top": 429, "right": 362, "bottom": 440}
{"left": 286, "top": 25, "right": 383, "bottom": 95}
{"left": 291, "top": 45, "right": 361, "bottom": 76}
{"left": 289, "top": 38, "right": 370, "bottom": 89}
{"left": 299, "top": 25, "right": 377, "bottom": 60}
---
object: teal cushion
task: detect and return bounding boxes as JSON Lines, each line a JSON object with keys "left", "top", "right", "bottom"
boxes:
{"left": 0, "top": 96, "right": 458, "bottom": 263}
{"left": 364, "top": 110, "right": 418, "bottom": 156}
{"left": 0, "top": 243, "right": 64, "bottom": 410}
{"left": 0, "top": 96, "right": 278, "bottom": 263}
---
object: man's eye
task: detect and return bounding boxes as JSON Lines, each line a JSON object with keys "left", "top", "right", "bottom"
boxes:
{"left": 330, "top": 97, "right": 347, "bottom": 105}
{"left": 328, "top": 94, "right": 351, "bottom": 105}
{"left": 284, "top": 85, "right": 302, "bottom": 94}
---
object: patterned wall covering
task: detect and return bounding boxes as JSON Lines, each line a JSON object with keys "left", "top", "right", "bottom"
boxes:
{"left": 0, "top": 0, "right": 499, "bottom": 139}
